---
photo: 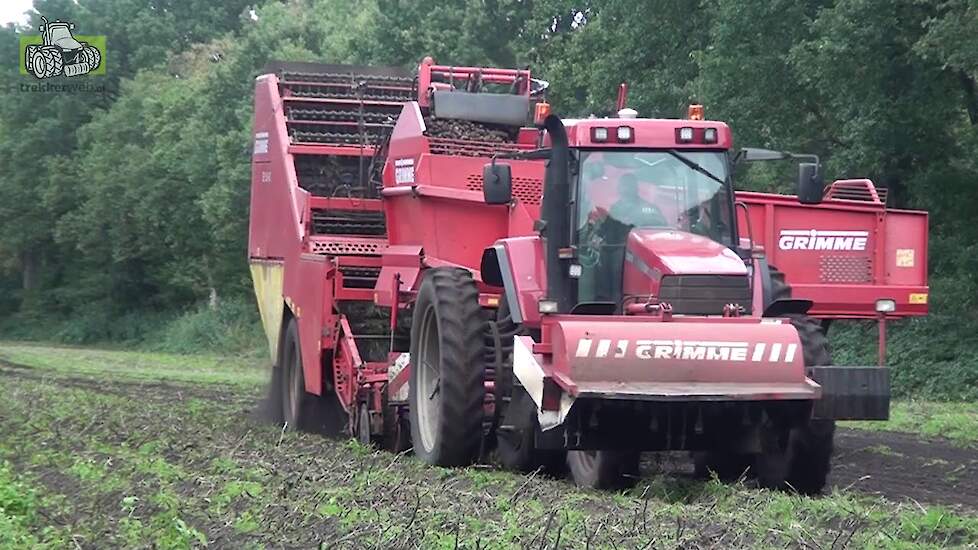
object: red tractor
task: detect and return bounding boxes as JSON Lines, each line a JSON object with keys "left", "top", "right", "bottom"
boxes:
{"left": 249, "top": 58, "right": 928, "bottom": 492}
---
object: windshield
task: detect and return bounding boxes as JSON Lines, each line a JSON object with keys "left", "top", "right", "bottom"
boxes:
{"left": 575, "top": 150, "right": 732, "bottom": 242}
{"left": 574, "top": 150, "right": 734, "bottom": 302}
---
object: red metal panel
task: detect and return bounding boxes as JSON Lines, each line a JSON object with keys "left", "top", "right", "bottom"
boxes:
{"left": 736, "top": 183, "right": 928, "bottom": 318}
{"left": 284, "top": 254, "right": 330, "bottom": 395}
{"left": 885, "top": 211, "right": 928, "bottom": 288}
{"left": 543, "top": 317, "right": 818, "bottom": 401}
{"left": 497, "top": 236, "right": 547, "bottom": 326}
{"left": 383, "top": 185, "right": 509, "bottom": 273}
{"left": 250, "top": 74, "right": 306, "bottom": 260}
{"left": 563, "top": 119, "right": 732, "bottom": 150}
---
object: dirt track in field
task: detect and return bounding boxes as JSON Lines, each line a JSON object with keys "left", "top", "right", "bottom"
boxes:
{"left": 2, "top": 359, "right": 976, "bottom": 512}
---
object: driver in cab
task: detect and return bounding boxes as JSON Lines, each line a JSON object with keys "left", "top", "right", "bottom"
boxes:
{"left": 608, "top": 173, "right": 667, "bottom": 233}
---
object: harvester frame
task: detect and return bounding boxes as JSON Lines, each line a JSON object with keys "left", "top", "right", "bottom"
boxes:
{"left": 248, "top": 57, "right": 928, "bottom": 492}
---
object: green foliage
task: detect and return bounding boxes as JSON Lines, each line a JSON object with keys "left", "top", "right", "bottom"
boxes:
{"left": 148, "top": 298, "right": 265, "bottom": 356}
{"left": 844, "top": 400, "right": 978, "bottom": 447}
{"left": 1, "top": 0, "right": 976, "bottom": 393}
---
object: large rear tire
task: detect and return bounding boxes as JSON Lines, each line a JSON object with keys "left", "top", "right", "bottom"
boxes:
{"left": 754, "top": 267, "right": 835, "bottom": 495}
{"left": 567, "top": 450, "right": 640, "bottom": 490}
{"left": 409, "top": 268, "right": 486, "bottom": 467}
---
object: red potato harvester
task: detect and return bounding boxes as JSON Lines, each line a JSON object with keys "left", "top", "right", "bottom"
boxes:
{"left": 248, "top": 57, "right": 927, "bottom": 492}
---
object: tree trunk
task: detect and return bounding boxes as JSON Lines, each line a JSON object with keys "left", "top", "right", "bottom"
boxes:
{"left": 21, "top": 248, "right": 39, "bottom": 291}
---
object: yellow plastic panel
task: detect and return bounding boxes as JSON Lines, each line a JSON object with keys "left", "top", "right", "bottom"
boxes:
{"left": 250, "top": 260, "right": 285, "bottom": 363}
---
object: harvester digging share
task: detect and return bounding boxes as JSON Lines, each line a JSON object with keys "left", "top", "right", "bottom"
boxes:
{"left": 248, "top": 58, "right": 928, "bottom": 492}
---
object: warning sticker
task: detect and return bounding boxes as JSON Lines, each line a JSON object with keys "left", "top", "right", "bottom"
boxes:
{"left": 896, "top": 248, "right": 915, "bottom": 267}
{"left": 909, "top": 293, "right": 928, "bottom": 304}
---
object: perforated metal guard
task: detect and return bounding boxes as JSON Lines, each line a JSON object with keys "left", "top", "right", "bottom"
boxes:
{"left": 308, "top": 238, "right": 386, "bottom": 256}
{"left": 464, "top": 173, "right": 543, "bottom": 205}
{"left": 819, "top": 255, "right": 872, "bottom": 283}
{"left": 428, "top": 137, "right": 526, "bottom": 157}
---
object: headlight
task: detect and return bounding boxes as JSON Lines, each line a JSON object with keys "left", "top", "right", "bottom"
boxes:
{"left": 538, "top": 300, "right": 559, "bottom": 314}
{"left": 616, "top": 126, "right": 633, "bottom": 142}
{"left": 875, "top": 299, "right": 896, "bottom": 313}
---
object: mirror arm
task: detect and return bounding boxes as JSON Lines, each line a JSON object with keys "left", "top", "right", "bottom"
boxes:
{"left": 787, "top": 152, "right": 820, "bottom": 166}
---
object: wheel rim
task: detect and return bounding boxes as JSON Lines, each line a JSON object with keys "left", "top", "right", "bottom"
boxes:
{"left": 415, "top": 304, "right": 441, "bottom": 452}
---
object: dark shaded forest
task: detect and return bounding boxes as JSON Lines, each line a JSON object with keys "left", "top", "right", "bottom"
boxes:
{"left": 1, "top": 0, "right": 976, "bottom": 398}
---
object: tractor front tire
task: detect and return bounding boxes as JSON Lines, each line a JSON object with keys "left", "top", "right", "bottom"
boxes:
{"left": 497, "top": 387, "right": 566, "bottom": 475}
{"left": 409, "top": 268, "right": 486, "bottom": 467}
{"left": 752, "top": 267, "right": 835, "bottom": 495}
{"left": 780, "top": 313, "right": 835, "bottom": 494}
{"left": 567, "top": 450, "right": 641, "bottom": 490}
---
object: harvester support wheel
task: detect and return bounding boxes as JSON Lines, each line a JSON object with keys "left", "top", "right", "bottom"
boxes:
{"left": 277, "top": 317, "right": 349, "bottom": 435}
{"left": 567, "top": 450, "right": 640, "bottom": 490}
{"left": 357, "top": 402, "right": 373, "bottom": 447}
{"left": 280, "top": 318, "right": 311, "bottom": 431}
{"left": 382, "top": 397, "right": 411, "bottom": 453}
{"left": 409, "top": 268, "right": 486, "bottom": 467}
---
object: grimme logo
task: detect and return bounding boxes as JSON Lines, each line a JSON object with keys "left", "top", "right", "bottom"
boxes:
{"left": 20, "top": 17, "right": 105, "bottom": 79}
{"left": 574, "top": 338, "right": 799, "bottom": 363}
{"left": 778, "top": 229, "right": 869, "bottom": 251}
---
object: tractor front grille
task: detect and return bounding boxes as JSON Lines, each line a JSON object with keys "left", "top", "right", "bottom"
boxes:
{"left": 658, "top": 275, "right": 752, "bottom": 316}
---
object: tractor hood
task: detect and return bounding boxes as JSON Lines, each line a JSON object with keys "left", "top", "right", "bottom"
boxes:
{"left": 622, "top": 229, "right": 751, "bottom": 314}
{"left": 625, "top": 229, "right": 746, "bottom": 277}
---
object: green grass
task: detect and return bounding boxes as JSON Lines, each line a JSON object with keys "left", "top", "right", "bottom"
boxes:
{"left": 843, "top": 401, "right": 978, "bottom": 447}
{"left": 0, "top": 343, "right": 977, "bottom": 548}
{"left": 0, "top": 341, "right": 266, "bottom": 387}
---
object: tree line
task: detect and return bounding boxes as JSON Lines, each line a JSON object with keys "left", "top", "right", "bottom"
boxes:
{"left": 1, "top": 0, "right": 975, "bottom": 396}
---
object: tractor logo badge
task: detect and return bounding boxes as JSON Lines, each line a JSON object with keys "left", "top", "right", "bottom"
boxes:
{"left": 21, "top": 17, "right": 105, "bottom": 79}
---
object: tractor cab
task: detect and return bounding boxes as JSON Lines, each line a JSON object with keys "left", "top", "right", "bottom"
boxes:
{"left": 501, "top": 111, "right": 754, "bottom": 317}
{"left": 572, "top": 148, "right": 736, "bottom": 304}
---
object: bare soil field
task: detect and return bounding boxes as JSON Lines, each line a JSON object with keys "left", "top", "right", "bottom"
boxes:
{"left": 1, "top": 345, "right": 976, "bottom": 549}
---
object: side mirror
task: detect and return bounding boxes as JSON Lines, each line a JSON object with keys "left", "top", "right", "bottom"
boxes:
{"left": 483, "top": 162, "right": 512, "bottom": 205}
{"left": 740, "top": 147, "right": 789, "bottom": 162}
{"left": 797, "top": 162, "right": 824, "bottom": 204}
